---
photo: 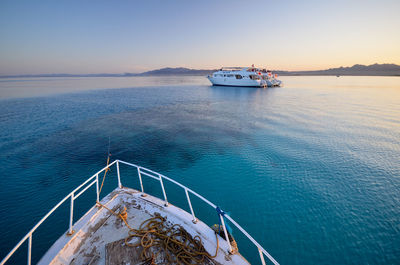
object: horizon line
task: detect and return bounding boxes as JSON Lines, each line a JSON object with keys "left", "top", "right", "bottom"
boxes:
{"left": 1, "top": 63, "right": 399, "bottom": 77}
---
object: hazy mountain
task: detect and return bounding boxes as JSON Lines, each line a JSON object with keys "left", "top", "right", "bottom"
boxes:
{"left": 1, "top": 64, "right": 399, "bottom": 78}
{"left": 138, "top": 67, "right": 215, "bottom": 76}
{"left": 138, "top": 64, "right": 400, "bottom": 76}
{"left": 276, "top": 63, "right": 400, "bottom": 76}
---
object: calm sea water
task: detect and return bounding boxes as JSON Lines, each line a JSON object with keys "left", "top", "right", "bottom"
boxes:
{"left": 0, "top": 76, "right": 399, "bottom": 264}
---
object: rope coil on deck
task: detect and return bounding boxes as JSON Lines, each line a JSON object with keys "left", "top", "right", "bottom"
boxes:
{"left": 97, "top": 203, "right": 219, "bottom": 264}
{"left": 97, "top": 154, "right": 219, "bottom": 264}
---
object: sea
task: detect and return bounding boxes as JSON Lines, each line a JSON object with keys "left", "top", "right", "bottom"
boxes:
{"left": 0, "top": 75, "right": 399, "bottom": 264}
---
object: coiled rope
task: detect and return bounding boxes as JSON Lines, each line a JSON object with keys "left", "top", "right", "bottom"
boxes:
{"left": 97, "top": 155, "right": 219, "bottom": 264}
{"left": 97, "top": 203, "right": 219, "bottom": 264}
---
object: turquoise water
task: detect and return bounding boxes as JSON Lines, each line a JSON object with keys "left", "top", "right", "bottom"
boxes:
{"left": 0, "top": 76, "right": 399, "bottom": 264}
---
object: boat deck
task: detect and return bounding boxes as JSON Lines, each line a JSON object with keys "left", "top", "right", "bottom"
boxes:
{"left": 39, "top": 187, "right": 250, "bottom": 265}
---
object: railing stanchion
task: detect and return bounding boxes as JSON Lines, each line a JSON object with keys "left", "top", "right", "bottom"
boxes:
{"left": 116, "top": 160, "right": 122, "bottom": 188}
{"left": 137, "top": 168, "right": 144, "bottom": 193}
{"left": 68, "top": 193, "right": 74, "bottom": 235}
{"left": 27, "top": 234, "right": 32, "bottom": 265}
{"left": 185, "top": 188, "right": 197, "bottom": 223}
{"left": 95, "top": 174, "right": 99, "bottom": 202}
{"left": 159, "top": 175, "right": 168, "bottom": 206}
{"left": 259, "top": 248, "right": 267, "bottom": 265}
{"left": 219, "top": 214, "right": 233, "bottom": 253}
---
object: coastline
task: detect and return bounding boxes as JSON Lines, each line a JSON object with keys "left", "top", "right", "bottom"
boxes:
{"left": 1, "top": 63, "right": 400, "bottom": 78}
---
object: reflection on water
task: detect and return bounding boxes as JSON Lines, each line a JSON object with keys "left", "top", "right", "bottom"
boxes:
{"left": 0, "top": 75, "right": 209, "bottom": 99}
{"left": 0, "top": 76, "right": 399, "bottom": 264}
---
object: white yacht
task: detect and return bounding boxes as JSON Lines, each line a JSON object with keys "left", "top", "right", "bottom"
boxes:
{"left": 208, "top": 67, "right": 268, "bottom": 87}
{"left": 1, "top": 159, "right": 279, "bottom": 265}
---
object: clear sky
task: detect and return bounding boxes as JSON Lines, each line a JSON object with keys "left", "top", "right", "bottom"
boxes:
{"left": 1, "top": 0, "right": 399, "bottom": 75}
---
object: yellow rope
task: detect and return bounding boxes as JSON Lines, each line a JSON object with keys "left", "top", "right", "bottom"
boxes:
{"left": 98, "top": 154, "right": 111, "bottom": 195}
{"left": 97, "top": 202, "right": 219, "bottom": 264}
{"left": 97, "top": 154, "right": 219, "bottom": 263}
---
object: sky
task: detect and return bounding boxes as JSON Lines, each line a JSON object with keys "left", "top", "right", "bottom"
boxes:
{"left": 0, "top": 0, "right": 399, "bottom": 75}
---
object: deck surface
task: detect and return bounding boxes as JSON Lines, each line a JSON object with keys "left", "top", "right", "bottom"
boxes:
{"left": 38, "top": 187, "right": 250, "bottom": 265}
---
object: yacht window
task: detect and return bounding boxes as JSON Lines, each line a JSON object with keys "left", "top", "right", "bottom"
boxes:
{"left": 250, "top": 75, "right": 260, "bottom": 80}
{"left": 227, "top": 74, "right": 233, "bottom": 77}
{"left": 235, "top": 75, "right": 242, "bottom": 79}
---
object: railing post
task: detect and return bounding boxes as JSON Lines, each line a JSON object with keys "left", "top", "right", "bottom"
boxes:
{"left": 67, "top": 193, "right": 74, "bottom": 235}
{"left": 185, "top": 188, "right": 197, "bottom": 223}
{"left": 259, "top": 248, "right": 266, "bottom": 265}
{"left": 159, "top": 175, "right": 168, "bottom": 206}
{"left": 95, "top": 173, "right": 99, "bottom": 202}
{"left": 219, "top": 212, "right": 233, "bottom": 253}
{"left": 116, "top": 160, "right": 122, "bottom": 188}
{"left": 137, "top": 167, "right": 144, "bottom": 193}
{"left": 27, "top": 234, "right": 32, "bottom": 265}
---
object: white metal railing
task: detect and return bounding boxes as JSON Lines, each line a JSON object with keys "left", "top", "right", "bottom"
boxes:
{"left": 0, "top": 159, "right": 278, "bottom": 265}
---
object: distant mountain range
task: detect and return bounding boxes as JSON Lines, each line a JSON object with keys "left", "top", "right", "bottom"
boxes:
{"left": 0, "top": 68, "right": 215, "bottom": 78}
{"left": 1, "top": 63, "right": 399, "bottom": 78}
{"left": 275, "top": 63, "right": 400, "bottom": 76}
{"left": 135, "top": 67, "right": 214, "bottom": 76}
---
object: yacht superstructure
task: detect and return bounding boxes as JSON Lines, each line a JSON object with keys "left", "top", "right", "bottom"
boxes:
{"left": 208, "top": 66, "right": 282, "bottom": 87}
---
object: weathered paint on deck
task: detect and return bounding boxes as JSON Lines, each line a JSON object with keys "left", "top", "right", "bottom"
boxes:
{"left": 38, "top": 187, "right": 250, "bottom": 265}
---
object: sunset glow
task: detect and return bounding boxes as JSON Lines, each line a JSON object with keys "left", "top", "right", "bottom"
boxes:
{"left": 0, "top": 0, "right": 399, "bottom": 75}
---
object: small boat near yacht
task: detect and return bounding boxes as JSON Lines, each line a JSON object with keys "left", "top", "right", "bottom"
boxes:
{"left": 261, "top": 70, "right": 282, "bottom": 87}
{"left": 208, "top": 66, "right": 282, "bottom": 88}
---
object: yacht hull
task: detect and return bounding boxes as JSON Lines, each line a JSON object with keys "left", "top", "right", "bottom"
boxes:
{"left": 208, "top": 76, "right": 263, "bottom": 87}
{"left": 211, "top": 83, "right": 261, "bottom": 88}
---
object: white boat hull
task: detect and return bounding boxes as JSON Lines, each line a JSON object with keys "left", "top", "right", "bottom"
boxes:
{"left": 208, "top": 76, "right": 263, "bottom": 87}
